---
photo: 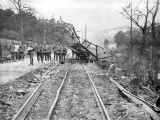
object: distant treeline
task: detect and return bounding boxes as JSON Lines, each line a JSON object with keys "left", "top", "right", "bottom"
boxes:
{"left": 0, "top": 7, "right": 72, "bottom": 46}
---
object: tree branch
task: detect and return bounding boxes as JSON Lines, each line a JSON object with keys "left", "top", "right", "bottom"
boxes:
{"left": 122, "top": 7, "right": 143, "bottom": 30}
{"left": 9, "top": 0, "right": 19, "bottom": 10}
{"left": 149, "top": 5, "right": 156, "bottom": 13}
{"left": 152, "top": 0, "right": 159, "bottom": 22}
{"left": 143, "top": 0, "right": 149, "bottom": 29}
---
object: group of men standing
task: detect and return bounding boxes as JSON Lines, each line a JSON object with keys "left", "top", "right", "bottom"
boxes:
{"left": 34, "top": 42, "right": 52, "bottom": 64}
{"left": 9, "top": 40, "right": 68, "bottom": 66}
{"left": 9, "top": 41, "right": 26, "bottom": 62}
{"left": 53, "top": 42, "right": 67, "bottom": 63}
{"left": 27, "top": 41, "right": 68, "bottom": 66}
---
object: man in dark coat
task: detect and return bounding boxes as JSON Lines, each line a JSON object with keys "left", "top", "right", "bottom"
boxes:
{"left": 56, "top": 43, "right": 61, "bottom": 62}
{"left": 43, "top": 44, "right": 47, "bottom": 61}
{"left": 19, "top": 42, "right": 25, "bottom": 61}
{"left": 27, "top": 40, "right": 34, "bottom": 66}
{"left": 62, "top": 45, "right": 67, "bottom": 62}
{"left": 35, "top": 42, "right": 41, "bottom": 62}
{"left": 40, "top": 43, "right": 44, "bottom": 63}
{"left": 45, "top": 45, "right": 50, "bottom": 61}
{"left": 48, "top": 45, "right": 52, "bottom": 61}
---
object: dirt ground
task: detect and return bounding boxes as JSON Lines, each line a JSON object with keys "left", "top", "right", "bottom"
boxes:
{"left": 116, "top": 71, "right": 159, "bottom": 114}
{"left": 0, "top": 56, "right": 52, "bottom": 84}
{"left": 25, "top": 63, "right": 70, "bottom": 120}
{"left": 0, "top": 62, "right": 157, "bottom": 120}
{"left": 52, "top": 63, "right": 103, "bottom": 120}
{"left": 0, "top": 59, "right": 55, "bottom": 120}
{"left": 85, "top": 63, "right": 150, "bottom": 120}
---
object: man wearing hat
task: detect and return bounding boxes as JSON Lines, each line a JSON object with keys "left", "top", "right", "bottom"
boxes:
{"left": 35, "top": 42, "right": 41, "bottom": 62}
{"left": 61, "top": 44, "right": 67, "bottom": 63}
{"left": 48, "top": 45, "right": 52, "bottom": 61}
{"left": 9, "top": 41, "right": 16, "bottom": 61}
{"left": 19, "top": 42, "right": 26, "bottom": 61}
{"left": 53, "top": 42, "right": 58, "bottom": 60}
{"left": 27, "top": 40, "right": 34, "bottom": 66}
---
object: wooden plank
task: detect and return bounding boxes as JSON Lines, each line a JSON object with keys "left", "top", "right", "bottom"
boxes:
{"left": 98, "top": 49, "right": 105, "bottom": 55}
{"left": 98, "top": 56, "right": 112, "bottom": 59}
{"left": 82, "top": 39, "right": 104, "bottom": 49}
{"left": 81, "top": 39, "right": 86, "bottom": 45}
{"left": 70, "top": 47, "right": 80, "bottom": 54}
{"left": 86, "top": 42, "right": 92, "bottom": 48}
{"left": 80, "top": 44, "right": 98, "bottom": 59}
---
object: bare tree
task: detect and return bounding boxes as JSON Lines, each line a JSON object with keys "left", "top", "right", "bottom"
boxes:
{"left": 122, "top": 0, "right": 151, "bottom": 65}
{"left": 149, "top": 0, "right": 160, "bottom": 86}
{"left": 9, "top": 0, "right": 35, "bottom": 41}
{"left": 122, "top": 0, "right": 160, "bottom": 85}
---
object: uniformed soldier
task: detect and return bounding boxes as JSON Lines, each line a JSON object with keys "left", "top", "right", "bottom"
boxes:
{"left": 9, "top": 41, "right": 16, "bottom": 61}
{"left": 40, "top": 43, "right": 44, "bottom": 63}
{"left": 45, "top": 45, "right": 50, "bottom": 61}
{"left": 19, "top": 42, "right": 26, "bottom": 61}
{"left": 59, "top": 43, "right": 64, "bottom": 63}
{"left": 43, "top": 44, "right": 47, "bottom": 61}
{"left": 53, "top": 42, "right": 58, "bottom": 61}
{"left": 48, "top": 45, "right": 52, "bottom": 61}
{"left": 27, "top": 40, "right": 34, "bottom": 66}
{"left": 62, "top": 45, "right": 67, "bottom": 62}
{"left": 56, "top": 42, "right": 61, "bottom": 62}
{"left": 35, "top": 42, "right": 41, "bottom": 62}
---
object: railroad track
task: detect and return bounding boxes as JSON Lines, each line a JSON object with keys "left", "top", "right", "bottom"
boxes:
{"left": 12, "top": 60, "right": 59, "bottom": 120}
{"left": 12, "top": 63, "right": 112, "bottom": 120}
{"left": 46, "top": 64, "right": 71, "bottom": 120}
{"left": 46, "top": 63, "right": 111, "bottom": 120}
{"left": 108, "top": 76, "right": 160, "bottom": 120}
{"left": 96, "top": 62, "right": 160, "bottom": 116}
{"left": 83, "top": 64, "right": 111, "bottom": 120}
{"left": 12, "top": 62, "right": 159, "bottom": 120}
{"left": 96, "top": 62, "right": 160, "bottom": 119}
{"left": 42, "top": 62, "right": 59, "bottom": 77}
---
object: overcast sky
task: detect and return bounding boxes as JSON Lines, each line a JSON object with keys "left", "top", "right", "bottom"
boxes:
{"left": 0, "top": 0, "right": 160, "bottom": 47}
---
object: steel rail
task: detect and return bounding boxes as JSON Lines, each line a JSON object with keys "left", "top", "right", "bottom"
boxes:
{"left": 45, "top": 63, "right": 71, "bottom": 120}
{"left": 109, "top": 77, "right": 160, "bottom": 112}
{"left": 83, "top": 64, "right": 111, "bottom": 120}
{"left": 122, "top": 89, "right": 160, "bottom": 111}
{"left": 12, "top": 84, "right": 42, "bottom": 120}
{"left": 108, "top": 76, "right": 160, "bottom": 120}
{"left": 42, "top": 63, "right": 59, "bottom": 77}
{"left": 44, "top": 60, "right": 55, "bottom": 69}
{"left": 12, "top": 61, "right": 58, "bottom": 120}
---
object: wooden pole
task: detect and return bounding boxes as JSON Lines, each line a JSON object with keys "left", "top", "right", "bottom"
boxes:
{"left": 130, "top": 1, "right": 133, "bottom": 73}
{"left": 85, "top": 23, "right": 87, "bottom": 47}
{"left": 86, "top": 42, "right": 92, "bottom": 48}
{"left": 85, "top": 23, "right": 87, "bottom": 40}
{"left": 82, "top": 39, "right": 86, "bottom": 45}
{"left": 82, "top": 39, "right": 104, "bottom": 49}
